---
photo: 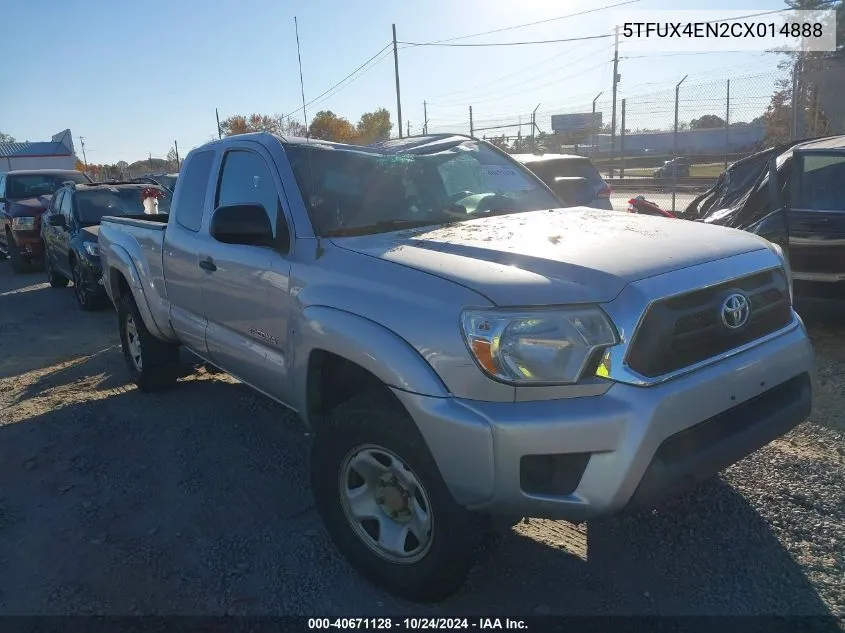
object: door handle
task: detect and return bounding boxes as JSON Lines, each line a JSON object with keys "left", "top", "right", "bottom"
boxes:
{"left": 199, "top": 258, "right": 217, "bottom": 272}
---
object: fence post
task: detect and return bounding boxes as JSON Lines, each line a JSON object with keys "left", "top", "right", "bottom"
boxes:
{"left": 725, "top": 79, "right": 730, "bottom": 170}
{"left": 620, "top": 99, "right": 626, "bottom": 179}
{"left": 672, "top": 75, "right": 688, "bottom": 213}
{"left": 791, "top": 61, "right": 801, "bottom": 141}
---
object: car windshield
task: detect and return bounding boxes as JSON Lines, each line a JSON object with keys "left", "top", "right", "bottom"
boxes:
{"left": 7, "top": 173, "right": 89, "bottom": 199}
{"left": 284, "top": 139, "right": 560, "bottom": 236}
{"left": 76, "top": 187, "right": 172, "bottom": 224}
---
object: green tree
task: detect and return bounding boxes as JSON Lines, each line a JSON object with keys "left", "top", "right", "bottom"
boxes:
{"left": 355, "top": 108, "right": 393, "bottom": 144}
{"left": 690, "top": 114, "right": 726, "bottom": 129}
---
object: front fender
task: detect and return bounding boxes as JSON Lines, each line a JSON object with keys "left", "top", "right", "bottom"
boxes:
{"left": 293, "top": 305, "right": 451, "bottom": 418}
{"left": 105, "top": 244, "right": 173, "bottom": 341}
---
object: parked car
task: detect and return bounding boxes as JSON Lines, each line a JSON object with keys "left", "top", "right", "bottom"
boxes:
{"left": 511, "top": 153, "right": 613, "bottom": 209}
{"left": 41, "top": 181, "right": 172, "bottom": 310}
{"left": 99, "top": 132, "right": 813, "bottom": 603}
{"left": 653, "top": 157, "right": 691, "bottom": 179}
{"left": 686, "top": 135, "right": 845, "bottom": 299}
{"left": 0, "top": 169, "right": 92, "bottom": 272}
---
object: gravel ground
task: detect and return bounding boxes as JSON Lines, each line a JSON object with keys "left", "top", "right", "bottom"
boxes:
{"left": 0, "top": 263, "right": 843, "bottom": 617}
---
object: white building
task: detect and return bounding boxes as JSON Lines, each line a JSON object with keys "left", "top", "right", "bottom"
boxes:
{"left": 0, "top": 129, "right": 77, "bottom": 173}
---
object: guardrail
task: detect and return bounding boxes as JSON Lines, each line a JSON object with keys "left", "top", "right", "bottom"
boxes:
{"left": 605, "top": 177, "right": 714, "bottom": 191}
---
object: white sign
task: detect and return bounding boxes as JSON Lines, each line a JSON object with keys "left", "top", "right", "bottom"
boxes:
{"left": 480, "top": 166, "right": 535, "bottom": 192}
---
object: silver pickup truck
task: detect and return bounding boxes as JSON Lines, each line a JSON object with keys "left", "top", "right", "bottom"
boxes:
{"left": 98, "top": 132, "right": 815, "bottom": 602}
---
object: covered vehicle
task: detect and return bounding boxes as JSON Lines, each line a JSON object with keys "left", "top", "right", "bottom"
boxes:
{"left": 686, "top": 135, "right": 845, "bottom": 297}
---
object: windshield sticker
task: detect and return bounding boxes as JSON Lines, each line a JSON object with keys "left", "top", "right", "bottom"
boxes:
{"left": 480, "top": 166, "right": 535, "bottom": 192}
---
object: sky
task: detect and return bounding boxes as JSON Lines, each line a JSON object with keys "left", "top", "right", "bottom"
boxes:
{"left": 0, "top": 0, "right": 790, "bottom": 164}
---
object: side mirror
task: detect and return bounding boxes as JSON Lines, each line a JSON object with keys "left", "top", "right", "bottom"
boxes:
{"left": 48, "top": 214, "right": 67, "bottom": 227}
{"left": 551, "top": 177, "right": 594, "bottom": 207}
{"left": 210, "top": 204, "right": 275, "bottom": 247}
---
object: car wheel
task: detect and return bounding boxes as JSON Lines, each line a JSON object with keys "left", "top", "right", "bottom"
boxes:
{"left": 310, "top": 391, "right": 483, "bottom": 603}
{"left": 7, "top": 232, "right": 28, "bottom": 274}
{"left": 72, "top": 259, "right": 97, "bottom": 311}
{"left": 118, "top": 293, "right": 180, "bottom": 391}
{"left": 45, "top": 254, "right": 69, "bottom": 288}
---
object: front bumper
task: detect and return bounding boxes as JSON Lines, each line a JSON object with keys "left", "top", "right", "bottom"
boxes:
{"left": 393, "top": 320, "right": 814, "bottom": 522}
{"left": 10, "top": 230, "right": 44, "bottom": 257}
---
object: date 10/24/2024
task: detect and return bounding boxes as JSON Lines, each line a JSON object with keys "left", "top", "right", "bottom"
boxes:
{"left": 307, "top": 618, "right": 528, "bottom": 630}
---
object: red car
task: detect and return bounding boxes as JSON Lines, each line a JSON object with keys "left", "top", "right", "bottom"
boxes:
{"left": 0, "top": 169, "right": 91, "bottom": 273}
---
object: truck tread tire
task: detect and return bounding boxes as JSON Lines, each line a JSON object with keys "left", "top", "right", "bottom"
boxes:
{"left": 45, "top": 254, "right": 69, "bottom": 288}
{"left": 118, "top": 293, "right": 180, "bottom": 392}
{"left": 310, "top": 391, "right": 481, "bottom": 603}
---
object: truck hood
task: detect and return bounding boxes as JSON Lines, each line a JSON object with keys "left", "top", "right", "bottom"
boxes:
{"left": 331, "top": 208, "right": 769, "bottom": 305}
{"left": 6, "top": 195, "right": 52, "bottom": 217}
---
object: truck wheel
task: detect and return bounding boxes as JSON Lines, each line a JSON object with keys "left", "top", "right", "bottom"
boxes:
{"left": 45, "top": 255, "right": 69, "bottom": 288}
{"left": 7, "top": 232, "right": 28, "bottom": 274}
{"left": 118, "top": 293, "right": 180, "bottom": 391}
{"left": 310, "top": 392, "right": 481, "bottom": 603}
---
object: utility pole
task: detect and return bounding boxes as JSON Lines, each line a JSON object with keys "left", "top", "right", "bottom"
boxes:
{"left": 77, "top": 136, "right": 88, "bottom": 168}
{"left": 469, "top": 106, "right": 474, "bottom": 137}
{"left": 609, "top": 25, "right": 620, "bottom": 177}
{"left": 174, "top": 140, "right": 180, "bottom": 171}
{"left": 392, "top": 24, "right": 403, "bottom": 138}
{"left": 591, "top": 92, "right": 603, "bottom": 159}
{"left": 672, "top": 74, "right": 688, "bottom": 213}
{"left": 423, "top": 101, "right": 428, "bottom": 135}
{"left": 531, "top": 103, "right": 541, "bottom": 152}
{"left": 407, "top": 121, "right": 411, "bottom": 137}
{"left": 216, "top": 108, "right": 222, "bottom": 139}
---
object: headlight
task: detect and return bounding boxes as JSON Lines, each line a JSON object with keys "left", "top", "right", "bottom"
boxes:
{"left": 11, "top": 217, "right": 36, "bottom": 231}
{"left": 767, "top": 241, "right": 793, "bottom": 305}
{"left": 460, "top": 307, "right": 619, "bottom": 385}
{"left": 84, "top": 242, "right": 99, "bottom": 257}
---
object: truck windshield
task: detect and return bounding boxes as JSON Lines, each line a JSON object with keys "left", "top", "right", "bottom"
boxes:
{"left": 7, "top": 173, "right": 90, "bottom": 199}
{"left": 76, "top": 187, "right": 172, "bottom": 224}
{"left": 284, "top": 140, "right": 559, "bottom": 236}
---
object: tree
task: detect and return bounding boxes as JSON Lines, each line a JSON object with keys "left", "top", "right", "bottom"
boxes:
{"left": 0, "top": 131, "right": 14, "bottom": 143}
{"left": 690, "top": 114, "right": 726, "bottom": 129}
{"left": 308, "top": 110, "right": 357, "bottom": 143}
{"left": 219, "top": 113, "right": 282, "bottom": 137}
{"left": 356, "top": 108, "right": 392, "bottom": 144}
{"left": 166, "top": 147, "right": 178, "bottom": 170}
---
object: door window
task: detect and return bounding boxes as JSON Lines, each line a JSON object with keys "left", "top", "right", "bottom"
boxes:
{"left": 60, "top": 189, "right": 74, "bottom": 222}
{"left": 798, "top": 153, "right": 845, "bottom": 211}
{"left": 215, "top": 150, "right": 281, "bottom": 236}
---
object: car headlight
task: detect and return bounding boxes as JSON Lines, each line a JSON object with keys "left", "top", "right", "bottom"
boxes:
{"left": 11, "top": 217, "right": 36, "bottom": 231}
{"left": 460, "top": 307, "right": 619, "bottom": 384}
{"left": 83, "top": 242, "right": 99, "bottom": 257}
{"left": 767, "top": 241, "right": 793, "bottom": 305}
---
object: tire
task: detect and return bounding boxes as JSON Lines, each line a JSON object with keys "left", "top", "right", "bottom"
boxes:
{"left": 45, "top": 254, "right": 69, "bottom": 288}
{"left": 71, "top": 259, "right": 98, "bottom": 311}
{"left": 118, "top": 293, "right": 180, "bottom": 391}
{"left": 7, "top": 232, "right": 28, "bottom": 274}
{"left": 310, "top": 391, "right": 482, "bottom": 602}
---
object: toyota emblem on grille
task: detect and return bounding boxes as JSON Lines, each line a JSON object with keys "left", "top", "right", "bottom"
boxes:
{"left": 720, "top": 293, "right": 751, "bottom": 329}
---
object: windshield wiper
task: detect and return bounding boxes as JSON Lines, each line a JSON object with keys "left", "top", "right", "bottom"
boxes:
{"left": 324, "top": 218, "right": 446, "bottom": 237}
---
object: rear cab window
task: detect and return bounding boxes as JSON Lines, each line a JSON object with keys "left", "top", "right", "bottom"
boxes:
{"left": 531, "top": 159, "right": 603, "bottom": 187}
{"left": 172, "top": 151, "right": 215, "bottom": 232}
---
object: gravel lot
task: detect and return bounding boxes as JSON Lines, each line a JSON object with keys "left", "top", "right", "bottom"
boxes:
{"left": 0, "top": 262, "right": 843, "bottom": 617}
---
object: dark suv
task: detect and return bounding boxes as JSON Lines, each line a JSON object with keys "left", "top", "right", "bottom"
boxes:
{"left": 511, "top": 154, "right": 612, "bottom": 209}
{"left": 41, "top": 181, "right": 171, "bottom": 310}
{"left": 653, "top": 157, "right": 691, "bottom": 179}
{"left": 0, "top": 169, "right": 92, "bottom": 272}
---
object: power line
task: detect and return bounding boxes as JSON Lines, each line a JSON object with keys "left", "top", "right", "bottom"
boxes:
{"left": 399, "top": 33, "right": 612, "bottom": 47}
{"left": 282, "top": 43, "right": 392, "bottom": 119}
{"left": 425, "top": 0, "right": 643, "bottom": 44}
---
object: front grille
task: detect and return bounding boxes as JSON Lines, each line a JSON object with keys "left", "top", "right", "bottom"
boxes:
{"left": 626, "top": 269, "right": 793, "bottom": 378}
